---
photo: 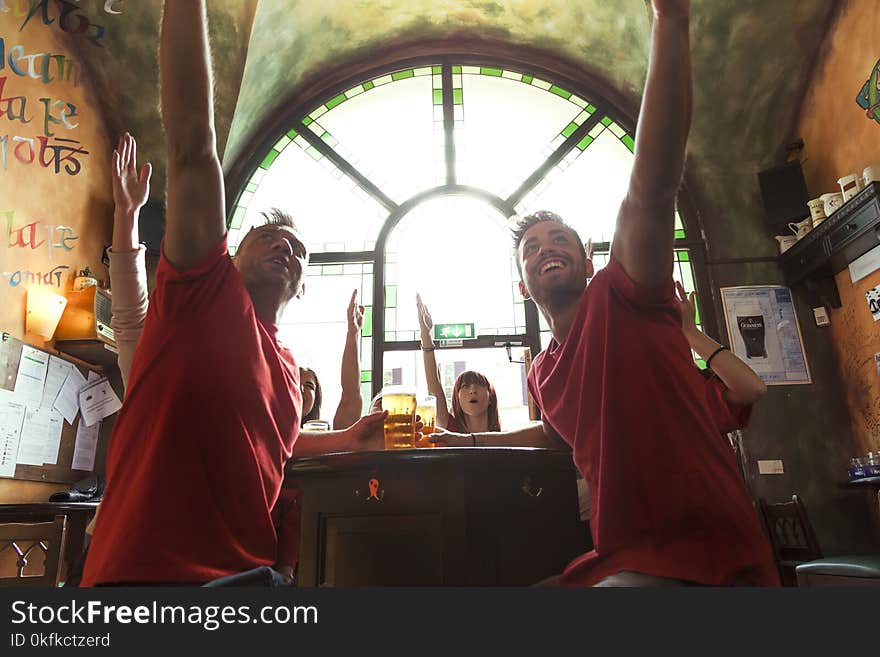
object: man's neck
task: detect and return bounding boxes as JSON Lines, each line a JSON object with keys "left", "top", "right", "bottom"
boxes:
{"left": 247, "top": 286, "right": 288, "bottom": 325}
{"left": 539, "top": 287, "right": 584, "bottom": 345}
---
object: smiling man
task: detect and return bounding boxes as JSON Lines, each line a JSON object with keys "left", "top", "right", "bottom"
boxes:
{"left": 437, "top": 0, "right": 778, "bottom": 587}
{"left": 81, "top": 1, "right": 385, "bottom": 586}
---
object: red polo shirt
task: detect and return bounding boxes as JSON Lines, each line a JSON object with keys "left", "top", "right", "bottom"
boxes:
{"left": 82, "top": 237, "right": 302, "bottom": 585}
{"left": 528, "top": 256, "right": 778, "bottom": 586}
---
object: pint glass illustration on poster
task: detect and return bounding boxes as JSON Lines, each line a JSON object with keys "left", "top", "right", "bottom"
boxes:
{"left": 720, "top": 286, "right": 811, "bottom": 385}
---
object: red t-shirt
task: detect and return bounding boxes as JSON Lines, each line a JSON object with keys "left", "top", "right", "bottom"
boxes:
{"left": 82, "top": 237, "right": 302, "bottom": 585}
{"left": 527, "top": 256, "right": 778, "bottom": 587}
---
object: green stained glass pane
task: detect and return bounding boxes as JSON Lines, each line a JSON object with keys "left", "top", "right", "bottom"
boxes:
{"left": 326, "top": 93, "right": 346, "bottom": 110}
{"left": 245, "top": 182, "right": 257, "bottom": 192}
{"left": 286, "top": 128, "right": 298, "bottom": 140}
{"left": 452, "top": 66, "right": 462, "bottom": 74}
{"left": 695, "top": 358, "right": 706, "bottom": 369}
{"left": 362, "top": 306, "right": 373, "bottom": 337}
{"left": 360, "top": 370, "right": 371, "bottom": 383}
{"left": 230, "top": 205, "right": 246, "bottom": 229}
{"left": 550, "top": 85, "right": 571, "bottom": 99}
{"left": 521, "top": 75, "right": 533, "bottom": 84}
{"left": 305, "top": 146, "right": 321, "bottom": 161}
{"left": 259, "top": 149, "right": 280, "bottom": 169}
{"left": 433, "top": 89, "right": 443, "bottom": 105}
{"left": 391, "top": 69, "right": 414, "bottom": 81}
{"left": 480, "top": 67, "right": 503, "bottom": 77}
{"left": 302, "top": 117, "right": 313, "bottom": 126}
{"left": 678, "top": 250, "right": 690, "bottom": 261}
{"left": 320, "top": 131, "right": 338, "bottom": 147}
{"left": 561, "top": 121, "right": 579, "bottom": 138}
{"left": 386, "top": 285, "right": 397, "bottom": 307}
{"left": 385, "top": 332, "right": 395, "bottom": 342}
{"left": 622, "top": 134, "right": 635, "bottom": 152}
{"left": 363, "top": 81, "right": 374, "bottom": 91}
{"left": 452, "top": 88, "right": 463, "bottom": 105}
{"left": 694, "top": 303, "right": 701, "bottom": 326}
{"left": 576, "top": 135, "right": 594, "bottom": 150}
{"left": 601, "top": 116, "right": 612, "bottom": 127}
{"left": 228, "top": 245, "right": 237, "bottom": 256}
{"left": 587, "top": 104, "right": 596, "bottom": 113}
{"left": 674, "top": 228, "right": 686, "bottom": 239}
{"left": 432, "top": 66, "right": 441, "bottom": 75}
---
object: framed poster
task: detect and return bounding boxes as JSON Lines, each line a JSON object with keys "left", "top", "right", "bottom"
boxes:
{"left": 719, "top": 286, "right": 811, "bottom": 385}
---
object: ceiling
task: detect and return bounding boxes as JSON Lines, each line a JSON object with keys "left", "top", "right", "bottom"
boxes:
{"left": 59, "top": 0, "right": 838, "bottom": 250}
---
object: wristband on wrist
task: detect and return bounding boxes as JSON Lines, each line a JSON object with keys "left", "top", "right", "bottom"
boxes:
{"left": 421, "top": 345, "right": 435, "bottom": 352}
{"left": 705, "top": 345, "right": 729, "bottom": 370}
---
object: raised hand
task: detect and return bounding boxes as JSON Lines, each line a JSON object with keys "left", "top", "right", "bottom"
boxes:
{"left": 346, "top": 289, "right": 365, "bottom": 334}
{"left": 112, "top": 132, "right": 151, "bottom": 217}
{"left": 416, "top": 293, "right": 434, "bottom": 341}
{"left": 674, "top": 281, "right": 698, "bottom": 336}
{"left": 585, "top": 238, "right": 594, "bottom": 279}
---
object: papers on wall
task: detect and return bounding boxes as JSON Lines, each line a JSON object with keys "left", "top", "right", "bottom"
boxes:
{"left": 12, "top": 346, "right": 49, "bottom": 407}
{"left": 54, "top": 366, "right": 86, "bottom": 425}
{"left": 867, "top": 285, "right": 880, "bottom": 322}
{"left": 849, "top": 243, "right": 880, "bottom": 283}
{"left": 40, "top": 356, "right": 75, "bottom": 410}
{"left": 720, "top": 285, "right": 811, "bottom": 385}
{"left": 79, "top": 378, "right": 122, "bottom": 427}
{"left": 0, "top": 391, "right": 26, "bottom": 478}
{"left": 71, "top": 419, "right": 100, "bottom": 472}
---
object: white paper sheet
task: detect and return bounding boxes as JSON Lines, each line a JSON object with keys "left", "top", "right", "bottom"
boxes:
{"left": 12, "top": 345, "right": 49, "bottom": 407}
{"left": 40, "top": 408, "right": 64, "bottom": 464}
{"left": 849, "top": 243, "right": 880, "bottom": 284}
{"left": 54, "top": 367, "right": 86, "bottom": 425}
{"left": 87, "top": 370, "right": 100, "bottom": 383}
{"left": 17, "top": 407, "right": 55, "bottom": 465}
{"left": 71, "top": 419, "right": 100, "bottom": 471}
{"left": 79, "top": 378, "right": 122, "bottom": 427}
{"left": 0, "top": 391, "right": 26, "bottom": 478}
{"left": 40, "top": 356, "right": 74, "bottom": 410}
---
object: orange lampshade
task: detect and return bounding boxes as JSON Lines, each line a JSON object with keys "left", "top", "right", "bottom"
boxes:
{"left": 26, "top": 286, "right": 68, "bottom": 339}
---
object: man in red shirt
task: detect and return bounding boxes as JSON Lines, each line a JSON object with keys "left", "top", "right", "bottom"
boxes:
{"left": 81, "top": 1, "right": 386, "bottom": 586}
{"left": 435, "top": 0, "right": 778, "bottom": 586}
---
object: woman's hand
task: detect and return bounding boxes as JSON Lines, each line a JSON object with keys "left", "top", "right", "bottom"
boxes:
{"left": 416, "top": 293, "right": 434, "bottom": 345}
{"left": 346, "top": 289, "right": 365, "bottom": 335}
{"left": 112, "top": 132, "right": 151, "bottom": 218}
{"left": 675, "top": 281, "right": 698, "bottom": 338}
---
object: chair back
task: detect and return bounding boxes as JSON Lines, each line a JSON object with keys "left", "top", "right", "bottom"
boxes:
{"left": 757, "top": 495, "right": 823, "bottom": 586}
{"left": 0, "top": 515, "right": 67, "bottom": 587}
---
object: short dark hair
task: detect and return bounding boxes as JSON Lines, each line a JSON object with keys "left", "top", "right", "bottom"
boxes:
{"left": 239, "top": 208, "right": 302, "bottom": 250}
{"left": 510, "top": 211, "right": 586, "bottom": 272}
{"left": 300, "top": 367, "right": 322, "bottom": 425}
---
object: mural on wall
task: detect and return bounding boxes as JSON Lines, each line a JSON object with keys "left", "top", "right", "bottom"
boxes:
{"left": 856, "top": 58, "right": 880, "bottom": 125}
{"left": 0, "top": 1, "right": 108, "bottom": 293}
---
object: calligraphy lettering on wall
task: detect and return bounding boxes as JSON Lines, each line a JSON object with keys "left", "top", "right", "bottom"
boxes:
{"left": 2, "top": 210, "right": 79, "bottom": 260}
{"left": 2, "top": 264, "right": 70, "bottom": 287}
{"left": 856, "top": 58, "right": 880, "bottom": 126}
{"left": 15, "top": 0, "right": 106, "bottom": 48}
{"left": 0, "top": 37, "right": 81, "bottom": 87}
{"left": 0, "top": 75, "right": 89, "bottom": 175}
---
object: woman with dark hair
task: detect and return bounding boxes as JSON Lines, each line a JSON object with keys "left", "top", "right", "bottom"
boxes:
{"left": 416, "top": 294, "right": 502, "bottom": 434}
{"left": 299, "top": 367, "right": 322, "bottom": 425}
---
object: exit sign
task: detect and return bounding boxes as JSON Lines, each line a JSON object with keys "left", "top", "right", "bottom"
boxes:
{"left": 434, "top": 323, "right": 476, "bottom": 340}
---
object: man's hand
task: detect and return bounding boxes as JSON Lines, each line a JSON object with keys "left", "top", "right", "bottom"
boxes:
{"left": 675, "top": 281, "right": 698, "bottom": 337}
{"left": 346, "top": 289, "right": 365, "bottom": 335}
{"left": 112, "top": 133, "right": 151, "bottom": 218}
{"left": 428, "top": 430, "right": 471, "bottom": 447}
{"left": 651, "top": 0, "right": 689, "bottom": 20}
{"left": 275, "top": 564, "right": 295, "bottom": 585}
{"left": 343, "top": 411, "right": 387, "bottom": 451}
{"left": 585, "top": 238, "right": 594, "bottom": 279}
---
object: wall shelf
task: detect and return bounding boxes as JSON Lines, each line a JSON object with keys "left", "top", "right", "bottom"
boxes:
{"left": 779, "top": 181, "right": 880, "bottom": 308}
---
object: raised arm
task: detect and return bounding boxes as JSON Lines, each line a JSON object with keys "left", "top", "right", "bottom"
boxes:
{"left": 159, "top": 0, "right": 226, "bottom": 271}
{"left": 611, "top": 0, "right": 692, "bottom": 286}
{"left": 109, "top": 133, "right": 150, "bottom": 390}
{"left": 676, "top": 282, "right": 767, "bottom": 405}
{"left": 416, "top": 294, "right": 450, "bottom": 428}
{"left": 333, "top": 289, "right": 365, "bottom": 429}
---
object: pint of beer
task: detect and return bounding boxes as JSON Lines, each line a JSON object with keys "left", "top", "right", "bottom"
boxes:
{"left": 382, "top": 386, "right": 418, "bottom": 449}
{"left": 736, "top": 306, "right": 767, "bottom": 359}
{"left": 416, "top": 395, "right": 437, "bottom": 448}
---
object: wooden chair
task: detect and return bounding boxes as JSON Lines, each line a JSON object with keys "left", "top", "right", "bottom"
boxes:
{"left": 758, "top": 495, "right": 880, "bottom": 587}
{"left": 0, "top": 515, "right": 67, "bottom": 587}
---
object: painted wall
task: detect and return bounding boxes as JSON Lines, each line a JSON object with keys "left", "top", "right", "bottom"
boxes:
{"left": 796, "top": 0, "right": 880, "bottom": 463}
{"left": 0, "top": 1, "right": 113, "bottom": 502}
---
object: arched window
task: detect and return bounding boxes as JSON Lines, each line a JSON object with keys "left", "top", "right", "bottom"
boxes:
{"left": 228, "top": 60, "right": 703, "bottom": 427}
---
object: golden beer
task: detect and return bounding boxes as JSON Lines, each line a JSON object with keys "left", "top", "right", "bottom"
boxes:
{"left": 382, "top": 388, "right": 417, "bottom": 449}
{"left": 416, "top": 395, "right": 437, "bottom": 448}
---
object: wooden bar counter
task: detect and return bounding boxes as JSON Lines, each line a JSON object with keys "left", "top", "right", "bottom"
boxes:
{"left": 288, "top": 447, "right": 591, "bottom": 587}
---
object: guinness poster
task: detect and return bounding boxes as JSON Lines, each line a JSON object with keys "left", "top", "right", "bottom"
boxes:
{"left": 720, "top": 286, "right": 811, "bottom": 385}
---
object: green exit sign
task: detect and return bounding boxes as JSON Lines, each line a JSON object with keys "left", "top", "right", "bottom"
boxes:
{"left": 434, "top": 323, "right": 476, "bottom": 340}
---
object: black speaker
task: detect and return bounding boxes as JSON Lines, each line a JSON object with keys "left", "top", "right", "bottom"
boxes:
{"left": 757, "top": 160, "right": 810, "bottom": 232}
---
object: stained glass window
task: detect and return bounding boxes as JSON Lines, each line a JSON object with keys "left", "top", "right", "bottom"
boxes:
{"left": 231, "top": 60, "right": 702, "bottom": 422}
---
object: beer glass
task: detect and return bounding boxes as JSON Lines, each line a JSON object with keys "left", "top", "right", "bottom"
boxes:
{"left": 415, "top": 395, "right": 437, "bottom": 448}
{"left": 736, "top": 307, "right": 767, "bottom": 359}
{"left": 381, "top": 385, "right": 417, "bottom": 449}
